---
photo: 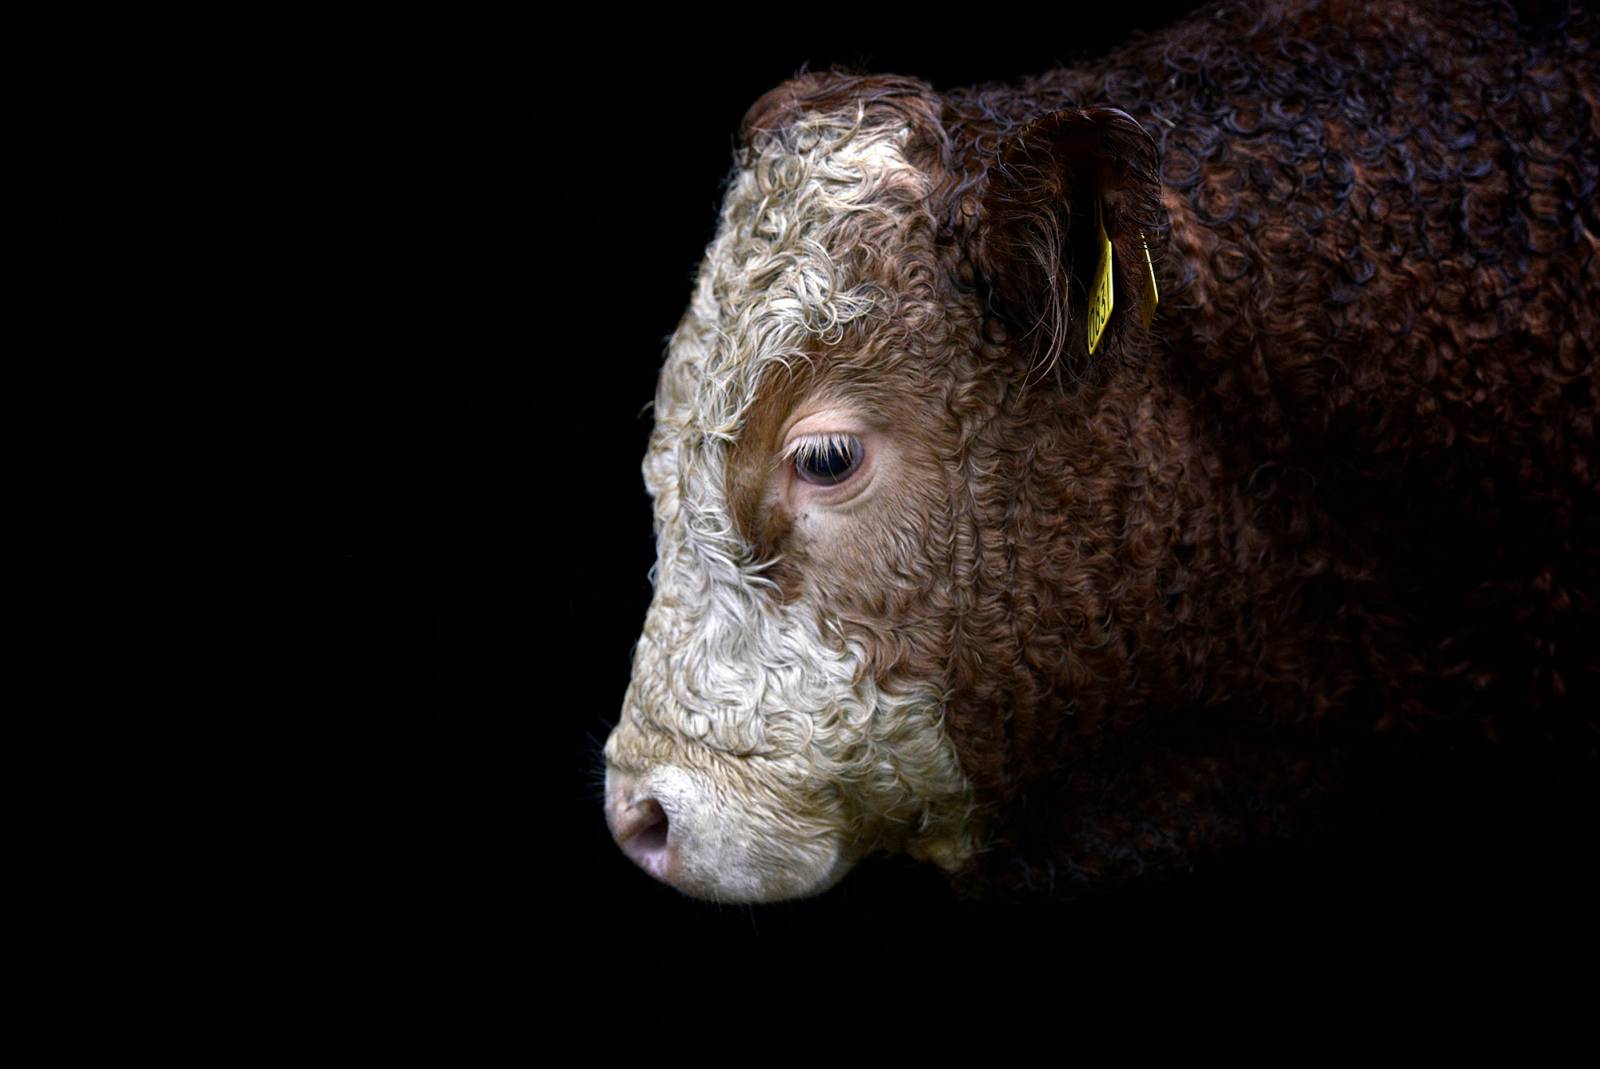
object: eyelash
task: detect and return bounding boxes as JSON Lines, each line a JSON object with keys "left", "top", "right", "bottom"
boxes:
{"left": 785, "top": 433, "right": 864, "bottom": 486}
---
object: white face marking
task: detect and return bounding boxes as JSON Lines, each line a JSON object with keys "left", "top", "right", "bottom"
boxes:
{"left": 602, "top": 106, "right": 976, "bottom": 902}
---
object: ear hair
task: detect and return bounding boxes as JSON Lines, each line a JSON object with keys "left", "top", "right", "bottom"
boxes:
{"left": 973, "top": 107, "right": 1163, "bottom": 385}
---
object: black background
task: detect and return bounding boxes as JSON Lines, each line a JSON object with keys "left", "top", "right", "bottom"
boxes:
{"left": 307, "top": 6, "right": 1598, "bottom": 952}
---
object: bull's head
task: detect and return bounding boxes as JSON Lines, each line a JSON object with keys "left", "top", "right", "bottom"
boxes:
{"left": 602, "top": 72, "right": 1162, "bottom": 901}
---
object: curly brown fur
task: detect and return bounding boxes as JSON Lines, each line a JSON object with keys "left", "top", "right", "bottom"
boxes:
{"left": 734, "top": 0, "right": 1597, "bottom": 897}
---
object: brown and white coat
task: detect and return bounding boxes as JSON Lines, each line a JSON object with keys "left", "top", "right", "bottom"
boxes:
{"left": 604, "top": 0, "right": 1599, "bottom": 901}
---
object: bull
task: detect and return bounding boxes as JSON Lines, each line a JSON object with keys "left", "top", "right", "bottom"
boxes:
{"left": 600, "top": 0, "right": 1599, "bottom": 902}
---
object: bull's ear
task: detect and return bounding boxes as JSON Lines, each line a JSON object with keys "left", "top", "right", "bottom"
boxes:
{"left": 973, "top": 107, "right": 1162, "bottom": 380}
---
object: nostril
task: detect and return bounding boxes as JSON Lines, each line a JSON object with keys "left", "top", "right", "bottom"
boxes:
{"left": 630, "top": 800, "right": 669, "bottom": 852}
{"left": 615, "top": 798, "right": 674, "bottom": 879}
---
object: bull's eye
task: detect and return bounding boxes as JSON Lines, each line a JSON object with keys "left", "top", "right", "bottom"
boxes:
{"left": 791, "top": 433, "right": 864, "bottom": 486}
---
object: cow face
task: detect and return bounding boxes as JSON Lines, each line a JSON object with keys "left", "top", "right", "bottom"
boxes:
{"left": 600, "top": 70, "right": 1164, "bottom": 902}
{"left": 601, "top": 81, "right": 980, "bottom": 902}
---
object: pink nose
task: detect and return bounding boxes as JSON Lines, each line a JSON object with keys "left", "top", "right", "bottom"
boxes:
{"left": 606, "top": 771, "right": 675, "bottom": 882}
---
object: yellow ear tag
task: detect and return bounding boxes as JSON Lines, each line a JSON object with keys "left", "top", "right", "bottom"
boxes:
{"left": 1138, "top": 232, "right": 1159, "bottom": 330}
{"left": 1086, "top": 201, "right": 1113, "bottom": 356}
